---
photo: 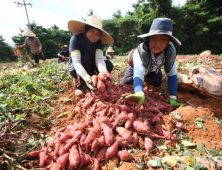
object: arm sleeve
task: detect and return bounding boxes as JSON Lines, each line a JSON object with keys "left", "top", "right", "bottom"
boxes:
{"left": 18, "top": 39, "right": 29, "bottom": 48}
{"left": 70, "top": 35, "right": 89, "bottom": 80}
{"left": 134, "top": 77, "right": 144, "bottom": 93}
{"left": 166, "top": 61, "right": 178, "bottom": 98}
{"left": 57, "top": 51, "right": 63, "bottom": 57}
{"left": 133, "top": 49, "right": 146, "bottom": 81}
{"left": 95, "top": 49, "right": 107, "bottom": 72}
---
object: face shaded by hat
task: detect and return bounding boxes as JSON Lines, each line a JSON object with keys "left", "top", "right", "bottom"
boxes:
{"left": 22, "top": 29, "right": 36, "bottom": 37}
{"left": 68, "top": 15, "right": 114, "bottom": 44}
{"left": 137, "top": 18, "right": 181, "bottom": 46}
{"left": 62, "top": 45, "right": 68, "bottom": 49}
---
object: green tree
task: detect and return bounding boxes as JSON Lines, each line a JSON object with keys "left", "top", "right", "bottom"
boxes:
{"left": 0, "top": 36, "right": 16, "bottom": 63}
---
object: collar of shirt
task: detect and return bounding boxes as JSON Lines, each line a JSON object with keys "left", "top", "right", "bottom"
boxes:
{"left": 150, "top": 51, "right": 164, "bottom": 73}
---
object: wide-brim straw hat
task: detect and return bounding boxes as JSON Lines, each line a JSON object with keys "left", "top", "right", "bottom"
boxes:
{"left": 22, "top": 29, "right": 36, "bottom": 37}
{"left": 68, "top": 15, "right": 114, "bottom": 44}
{"left": 107, "top": 46, "right": 114, "bottom": 52}
{"left": 137, "top": 18, "right": 181, "bottom": 46}
{"left": 62, "top": 45, "right": 68, "bottom": 49}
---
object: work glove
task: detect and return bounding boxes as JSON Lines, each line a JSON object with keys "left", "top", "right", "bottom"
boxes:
{"left": 121, "top": 91, "right": 145, "bottom": 108}
{"left": 84, "top": 75, "right": 97, "bottom": 91}
{"left": 169, "top": 97, "right": 180, "bottom": 106}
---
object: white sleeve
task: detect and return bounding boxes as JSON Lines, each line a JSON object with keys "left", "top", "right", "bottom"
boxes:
{"left": 133, "top": 49, "right": 146, "bottom": 81}
{"left": 166, "top": 60, "right": 177, "bottom": 76}
{"left": 95, "top": 49, "right": 107, "bottom": 72}
{"left": 71, "top": 50, "right": 89, "bottom": 79}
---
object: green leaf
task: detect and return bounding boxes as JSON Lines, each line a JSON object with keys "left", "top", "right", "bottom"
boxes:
{"left": 197, "top": 143, "right": 205, "bottom": 153}
{"left": 214, "top": 117, "right": 222, "bottom": 127}
{"left": 171, "top": 112, "right": 183, "bottom": 121}
{"left": 136, "top": 163, "right": 143, "bottom": 169}
{"left": 195, "top": 118, "right": 206, "bottom": 129}
{"left": 159, "top": 145, "right": 168, "bottom": 150}
{"left": 181, "top": 140, "right": 196, "bottom": 147}
{"left": 15, "top": 113, "right": 27, "bottom": 120}
{"left": 0, "top": 103, "right": 12, "bottom": 115}
{"left": 41, "top": 88, "right": 48, "bottom": 96}
{"left": 148, "top": 159, "right": 162, "bottom": 168}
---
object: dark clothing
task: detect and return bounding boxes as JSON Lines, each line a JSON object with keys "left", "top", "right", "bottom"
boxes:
{"left": 31, "top": 52, "right": 46, "bottom": 64}
{"left": 121, "top": 65, "right": 162, "bottom": 87}
{"left": 68, "top": 34, "right": 103, "bottom": 72}
{"left": 58, "top": 50, "right": 70, "bottom": 63}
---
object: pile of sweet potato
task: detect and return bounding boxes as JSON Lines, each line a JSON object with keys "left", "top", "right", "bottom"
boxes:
{"left": 26, "top": 84, "right": 183, "bottom": 170}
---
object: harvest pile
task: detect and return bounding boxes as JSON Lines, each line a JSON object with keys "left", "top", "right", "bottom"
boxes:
{"left": 25, "top": 83, "right": 187, "bottom": 170}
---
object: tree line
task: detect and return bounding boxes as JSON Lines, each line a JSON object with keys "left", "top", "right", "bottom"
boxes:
{"left": 0, "top": 0, "right": 221, "bottom": 63}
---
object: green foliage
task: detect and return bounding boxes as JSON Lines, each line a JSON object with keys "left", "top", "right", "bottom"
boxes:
{"left": 0, "top": 36, "right": 17, "bottom": 63}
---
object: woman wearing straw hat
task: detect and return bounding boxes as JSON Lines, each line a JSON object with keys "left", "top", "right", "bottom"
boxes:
{"left": 57, "top": 45, "right": 70, "bottom": 63}
{"left": 67, "top": 15, "right": 114, "bottom": 96}
{"left": 17, "top": 29, "right": 48, "bottom": 65}
{"left": 105, "top": 46, "right": 114, "bottom": 60}
{"left": 121, "top": 18, "right": 181, "bottom": 108}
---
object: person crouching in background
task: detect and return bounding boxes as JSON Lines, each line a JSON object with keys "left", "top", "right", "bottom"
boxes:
{"left": 57, "top": 45, "right": 70, "bottom": 63}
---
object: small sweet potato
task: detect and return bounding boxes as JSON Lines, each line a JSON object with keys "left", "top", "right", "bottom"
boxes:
{"left": 26, "top": 150, "right": 40, "bottom": 159}
{"left": 117, "top": 150, "right": 132, "bottom": 162}
{"left": 144, "top": 137, "right": 153, "bottom": 151}
{"left": 106, "top": 141, "right": 119, "bottom": 158}
{"left": 97, "top": 79, "right": 106, "bottom": 93}
{"left": 57, "top": 153, "right": 69, "bottom": 169}
{"left": 69, "top": 145, "right": 80, "bottom": 169}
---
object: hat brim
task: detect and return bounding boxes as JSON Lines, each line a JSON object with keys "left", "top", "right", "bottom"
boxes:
{"left": 138, "top": 32, "right": 181, "bottom": 46}
{"left": 68, "top": 20, "right": 114, "bottom": 44}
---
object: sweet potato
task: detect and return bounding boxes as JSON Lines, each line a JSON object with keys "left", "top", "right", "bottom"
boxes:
{"left": 102, "top": 123, "right": 114, "bottom": 146}
{"left": 54, "top": 142, "right": 60, "bottom": 157}
{"left": 144, "top": 137, "right": 153, "bottom": 151}
{"left": 69, "top": 130, "right": 83, "bottom": 139}
{"left": 106, "top": 141, "right": 119, "bottom": 158}
{"left": 57, "top": 153, "right": 69, "bottom": 169}
{"left": 39, "top": 147, "right": 48, "bottom": 168}
{"left": 97, "top": 79, "right": 106, "bottom": 93}
{"left": 26, "top": 150, "right": 40, "bottom": 159}
{"left": 93, "top": 158, "right": 100, "bottom": 170}
{"left": 162, "top": 129, "right": 174, "bottom": 140}
{"left": 59, "top": 137, "right": 78, "bottom": 155}
{"left": 82, "top": 154, "right": 91, "bottom": 165}
{"left": 104, "top": 80, "right": 111, "bottom": 89}
{"left": 132, "top": 132, "right": 139, "bottom": 146}
{"left": 125, "top": 112, "right": 135, "bottom": 129}
{"left": 84, "top": 130, "right": 96, "bottom": 145}
{"left": 74, "top": 106, "right": 82, "bottom": 114}
{"left": 133, "top": 120, "right": 150, "bottom": 134}
{"left": 116, "top": 127, "right": 133, "bottom": 142}
{"left": 113, "top": 111, "right": 128, "bottom": 127}
{"left": 114, "top": 135, "right": 128, "bottom": 147}
{"left": 98, "top": 135, "right": 105, "bottom": 147}
{"left": 59, "top": 133, "right": 71, "bottom": 143}
{"left": 69, "top": 145, "right": 80, "bottom": 169}
{"left": 117, "top": 150, "right": 132, "bottom": 162}
{"left": 47, "top": 138, "right": 56, "bottom": 149}
{"left": 91, "top": 139, "right": 99, "bottom": 154}
{"left": 96, "top": 146, "right": 108, "bottom": 161}
{"left": 100, "top": 116, "right": 113, "bottom": 128}
{"left": 91, "top": 75, "right": 98, "bottom": 87}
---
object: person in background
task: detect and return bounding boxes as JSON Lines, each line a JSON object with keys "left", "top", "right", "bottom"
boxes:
{"left": 57, "top": 45, "right": 70, "bottom": 63}
{"left": 17, "top": 29, "right": 48, "bottom": 65}
{"left": 121, "top": 18, "right": 181, "bottom": 108}
{"left": 105, "top": 46, "right": 114, "bottom": 60}
{"left": 67, "top": 15, "right": 114, "bottom": 96}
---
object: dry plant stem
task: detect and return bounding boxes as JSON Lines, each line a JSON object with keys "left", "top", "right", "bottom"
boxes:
{"left": 204, "top": 147, "right": 221, "bottom": 164}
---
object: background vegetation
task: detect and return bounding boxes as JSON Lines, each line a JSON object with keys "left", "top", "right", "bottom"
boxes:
{"left": 0, "top": 0, "right": 222, "bottom": 62}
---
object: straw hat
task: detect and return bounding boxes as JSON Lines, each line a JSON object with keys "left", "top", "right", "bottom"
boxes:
{"left": 68, "top": 15, "right": 114, "bottom": 44}
{"left": 137, "top": 18, "right": 181, "bottom": 46}
{"left": 62, "top": 45, "right": 68, "bottom": 49}
{"left": 22, "top": 29, "right": 36, "bottom": 37}
{"left": 107, "top": 46, "right": 114, "bottom": 52}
